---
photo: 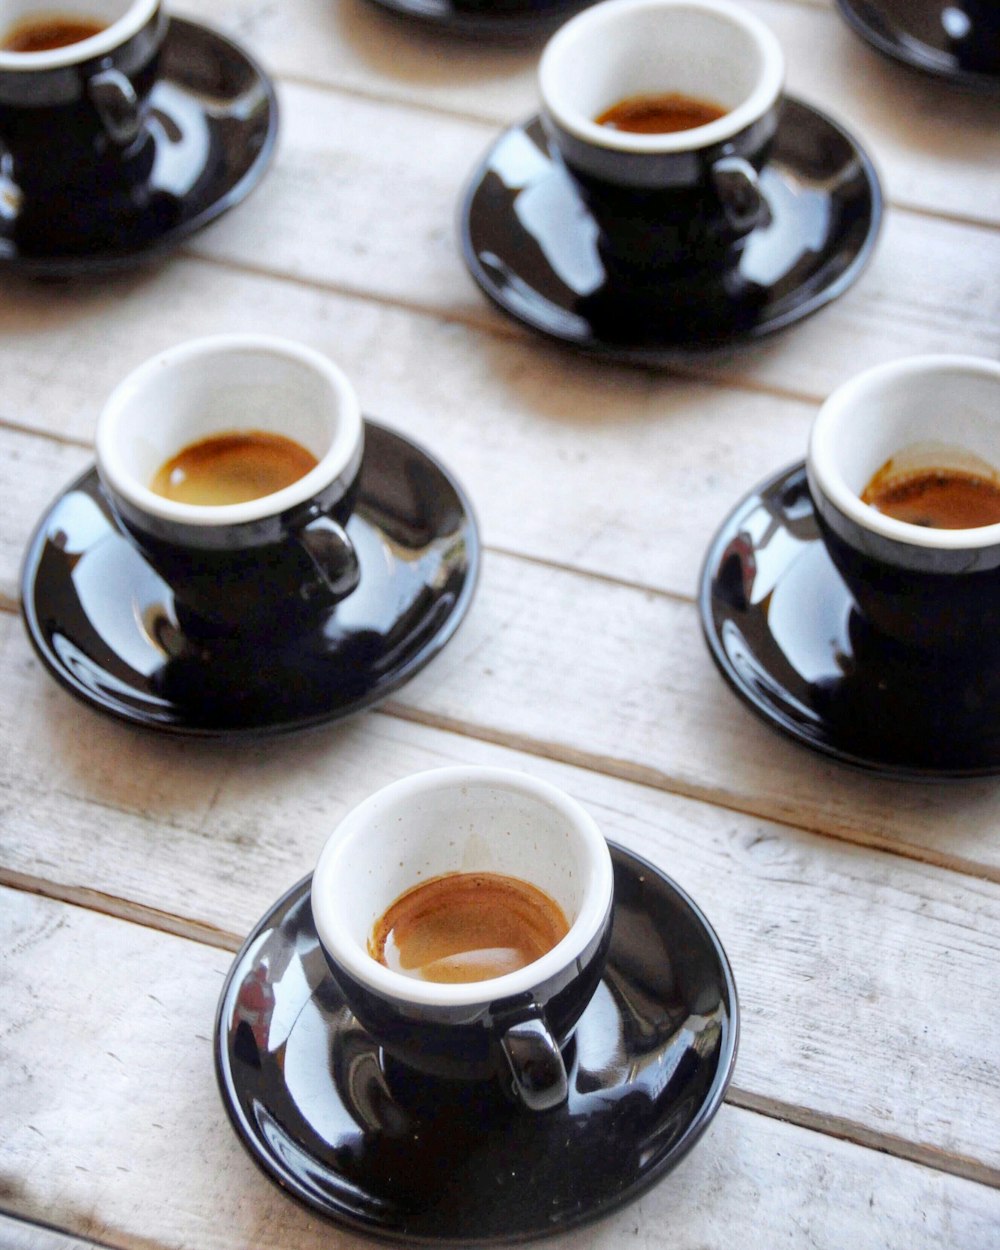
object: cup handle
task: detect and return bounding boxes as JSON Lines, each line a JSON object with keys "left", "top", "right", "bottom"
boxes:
{"left": 499, "top": 1017, "right": 569, "bottom": 1112}
{"left": 88, "top": 69, "right": 143, "bottom": 146}
{"left": 293, "top": 514, "right": 361, "bottom": 605}
{"left": 709, "top": 155, "right": 767, "bottom": 236}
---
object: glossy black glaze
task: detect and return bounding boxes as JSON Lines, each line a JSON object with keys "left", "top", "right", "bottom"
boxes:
{"left": 215, "top": 844, "right": 739, "bottom": 1244}
{"left": 363, "top": 0, "right": 596, "bottom": 40}
{"left": 319, "top": 898, "right": 612, "bottom": 1086}
{"left": 809, "top": 480, "right": 1000, "bottom": 653}
{"left": 542, "top": 105, "right": 779, "bottom": 279}
{"left": 0, "top": 17, "right": 277, "bottom": 273}
{"left": 699, "top": 462, "right": 1000, "bottom": 777}
{"left": 105, "top": 442, "right": 364, "bottom": 639}
{"left": 460, "top": 102, "right": 882, "bottom": 363}
{"left": 19, "top": 421, "right": 479, "bottom": 737}
{"left": 0, "top": 6, "right": 166, "bottom": 196}
{"left": 836, "top": 0, "right": 1000, "bottom": 91}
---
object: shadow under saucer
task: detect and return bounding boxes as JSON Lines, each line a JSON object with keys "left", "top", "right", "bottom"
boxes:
{"left": 20, "top": 421, "right": 479, "bottom": 737}
{"left": 214, "top": 843, "right": 738, "bottom": 1244}
{"left": 699, "top": 462, "right": 1000, "bottom": 778}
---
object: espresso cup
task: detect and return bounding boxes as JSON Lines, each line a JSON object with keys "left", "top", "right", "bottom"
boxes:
{"left": 807, "top": 356, "right": 1000, "bottom": 654}
{"left": 538, "top": 0, "right": 784, "bottom": 282}
{"left": 0, "top": 0, "right": 166, "bottom": 207}
{"left": 311, "top": 767, "right": 615, "bottom": 1112}
{"left": 95, "top": 334, "right": 365, "bottom": 641}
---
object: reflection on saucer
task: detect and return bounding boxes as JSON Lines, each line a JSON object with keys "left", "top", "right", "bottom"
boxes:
{"left": 460, "top": 101, "right": 882, "bottom": 364}
{"left": 836, "top": 0, "right": 1000, "bottom": 90}
{"left": 700, "top": 462, "right": 1000, "bottom": 777}
{"left": 0, "top": 17, "right": 278, "bottom": 274}
{"left": 20, "top": 421, "right": 479, "bottom": 737}
{"left": 215, "top": 845, "right": 738, "bottom": 1243}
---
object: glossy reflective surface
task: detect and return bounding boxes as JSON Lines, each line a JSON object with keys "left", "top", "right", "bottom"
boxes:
{"left": 836, "top": 0, "right": 1000, "bottom": 91}
{"left": 700, "top": 462, "right": 1000, "bottom": 777}
{"left": 215, "top": 844, "right": 738, "bottom": 1244}
{"left": 363, "top": 0, "right": 595, "bottom": 40}
{"left": 20, "top": 422, "right": 479, "bottom": 737}
{"left": 460, "top": 102, "right": 882, "bottom": 364}
{"left": 0, "top": 17, "right": 278, "bottom": 274}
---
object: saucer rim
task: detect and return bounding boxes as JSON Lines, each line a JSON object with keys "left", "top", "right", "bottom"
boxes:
{"left": 0, "top": 15, "right": 279, "bottom": 277}
{"left": 18, "top": 418, "right": 480, "bottom": 740}
{"left": 363, "top": 0, "right": 595, "bottom": 40}
{"left": 698, "top": 459, "right": 1000, "bottom": 780}
{"left": 213, "top": 840, "right": 740, "bottom": 1245}
{"left": 458, "top": 98, "right": 884, "bottom": 363}
{"left": 834, "top": 0, "right": 1000, "bottom": 94}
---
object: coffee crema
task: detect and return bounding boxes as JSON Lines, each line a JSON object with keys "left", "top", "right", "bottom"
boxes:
{"left": 862, "top": 462, "right": 1000, "bottom": 530}
{"left": 150, "top": 430, "right": 319, "bottom": 506}
{"left": 370, "top": 871, "right": 570, "bottom": 984}
{"left": 595, "top": 91, "right": 727, "bottom": 134}
{"left": 1, "top": 15, "right": 107, "bottom": 52}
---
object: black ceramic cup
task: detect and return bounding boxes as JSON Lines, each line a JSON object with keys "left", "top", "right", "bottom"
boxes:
{"left": 95, "top": 335, "right": 364, "bottom": 642}
{"left": 0, "top": 0, "right": 167, "bottom": 220}
{"left": 807, "top": 356, "right": 1000, "bottom": 655}
{"left": 311, "top": 767, "right": 615, "bottom": 1113}
{"left": 538, "top": 0, "right": 785, "bottom": 285}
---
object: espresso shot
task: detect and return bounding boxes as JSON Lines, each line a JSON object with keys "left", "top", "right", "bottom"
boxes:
{"left": 1, "top": 15, "right": 106, "bottom": 51}
{"left": 862, "top": 461, "right": 1000, "bottom": 529}
{"left": 595, "top": 91, "right": 727, "bottom": 134}
{"left": 150, "top": 430, "right": 318, "bottom": 506}
{"left": 369, "top": 870, "right": 569, "bottom": 983}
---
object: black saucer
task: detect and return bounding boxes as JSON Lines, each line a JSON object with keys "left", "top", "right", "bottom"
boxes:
{"left": 836, "top": 0, "right": 1000, "bottom": 92}
{"left": 0, "top": 17, "right": 278, "bottom": 276}
{"left": 20, "top": 421, "right": 479, "bottom": 738}
{"left": 699, "top": 462, "right": 1000, "bottom": 778}
{"left": 363, "top": 0, "right": 594, "bottom": 40}
{"left": 215, "top": 843, "right": 738, "bottom": 1244}
{"left": 460, "top": 100, "right": 882, "bottom": 364}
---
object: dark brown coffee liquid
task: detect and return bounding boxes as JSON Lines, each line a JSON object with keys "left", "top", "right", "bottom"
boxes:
{"left": 1, "top": 15, "right": 107, "bottom": 52}
{"left": 595, "top": 91, "right": 727, "bottom": 134}
{"left": 862, "top": 464, "right": 1000, "bottom": 529}
{"left": 150, "top": 431, "right": 319, "bottom": 506}
{"left": 370, "top": 872, "right": 570, "bottom": 984}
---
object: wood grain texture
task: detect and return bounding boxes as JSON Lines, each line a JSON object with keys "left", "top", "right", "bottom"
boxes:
{"left": 3, "top": 629, "right": 1000, "bottom": 1177}
{"left": 175, "top": 0, "right": 1000, "bottom": 227}
{"left": 3, "top": 887, "right": 1000, "bottom": 1250}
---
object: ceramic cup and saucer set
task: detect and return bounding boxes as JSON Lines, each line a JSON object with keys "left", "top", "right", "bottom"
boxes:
{"left": 460, "top": 0, "right": 883, "bottom": 364}
{"left": 835, "top": 0, "right": 1000, "bottom": 93}
{"left": 215, "top": 766, "right": 739, "bottom": 1242}
{"left": 363, "top": 0, "right": 597, "bottom": 41}
{"left": 20, "top": 335, "right": 480, "bottom": 735}
{"left": 0, "top": 0, "right": 278, "bottom": 274}
{"left": 700, "top": 355, "right": 1000, "bottom": 778}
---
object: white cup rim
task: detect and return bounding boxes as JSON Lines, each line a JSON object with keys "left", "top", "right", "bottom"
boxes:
{"left": 0, "top": 0, "right": 158, "bottom": 70}
{"left": 538, "top": 0, "right": 785, "bottom": 155}
{"left": 94, "top": 334, "right": 363, "bottom": 529}
{"left": 311, "top": 767, "right": 615, "bottom": 1008}
{"left": 808, "top": 355, "right": 1000, "bottom": 551}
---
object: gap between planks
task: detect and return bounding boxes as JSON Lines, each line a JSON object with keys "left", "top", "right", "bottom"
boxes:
{"left": 2, "top": 868, "right": 998, "bottom": 1195}
{"left": 3, "top": 585, "right": 999, "bottom": 888}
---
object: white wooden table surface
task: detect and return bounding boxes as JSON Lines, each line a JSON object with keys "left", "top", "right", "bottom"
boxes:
{"left": 2, "top": 0, "right": 1000, "bottom": 1246}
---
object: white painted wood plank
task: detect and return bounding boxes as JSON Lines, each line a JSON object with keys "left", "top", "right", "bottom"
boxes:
{"left": 0, "top": 1215, "right": 108, "bottom": 1250}
{"left": 3, "top": 888, "right": 999, "bottom": 1250}
{"left": 3, "top": 623, "right": 1000, "bottom": 1174}
{"left": 179, "top": 78, "right": 1000, "bottom": 377}
{"left": 0, "top": 246, "right": 996, "bottom": 617}
{"left": 178, "top": 0, "right": 1000, "bottom": 226}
